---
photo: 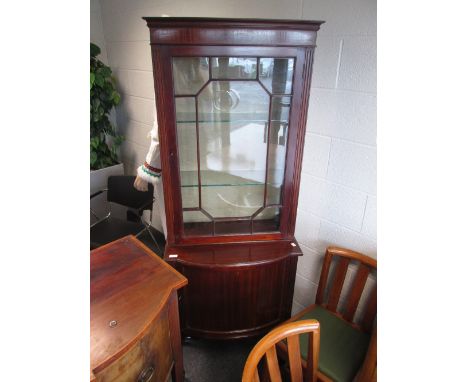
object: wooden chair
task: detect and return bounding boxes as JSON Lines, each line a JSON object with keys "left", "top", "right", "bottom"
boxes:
{"left": 242, "top": 320, "right": 320, "bottom": 382}
{"left": 277, "top": 247, "right": 377, "bottom": 382}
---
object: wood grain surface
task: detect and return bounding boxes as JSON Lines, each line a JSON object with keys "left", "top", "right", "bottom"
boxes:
{"left": 90, "top": 236, "right": 187, "bottom": 378}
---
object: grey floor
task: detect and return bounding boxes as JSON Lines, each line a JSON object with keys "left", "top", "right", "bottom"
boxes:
{"left": 182, "top": 337, "right": 259, "bottom": 382}
{"left": 182, "top": 337, "right": 292, "bottom": 382}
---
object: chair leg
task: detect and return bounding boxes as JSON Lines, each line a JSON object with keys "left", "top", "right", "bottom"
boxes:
{"left": 145, "top": 225, "right": 161, "bottom": 253}
{"left": 90, "top": 213, "right": 111, "bottom": 229}
{"left": 90, "top": 208, "right": 100, "bottom": 222}
{"left": 135, "top": 212, "right": 162, "bottom": 254}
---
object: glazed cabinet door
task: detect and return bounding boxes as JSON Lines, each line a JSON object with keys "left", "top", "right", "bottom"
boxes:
{"left": 155, "top": 46, "right": 309, "bottom": 243}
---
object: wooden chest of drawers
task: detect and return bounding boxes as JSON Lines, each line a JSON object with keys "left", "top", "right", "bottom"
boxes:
{"left": 90, "top": 236, "right": 187, "bottom": 382}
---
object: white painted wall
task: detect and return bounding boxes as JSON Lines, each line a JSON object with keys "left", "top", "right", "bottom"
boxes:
{"left": 90, "top": 0, "right": 109, "bottom": 65}
{"left": 91, "top": 0, "right": 376, "bottom": 314}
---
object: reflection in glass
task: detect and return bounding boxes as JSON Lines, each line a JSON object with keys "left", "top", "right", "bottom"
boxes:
{"left": 253, "top": 206, "right": 281, "bottom": 233}
{"left": 211, "top": 57, "right": 257, "bottom": 79}
{"left": 198, "top": 80, "right": 269, "bottom": 218}
{"left": 183, "top": 210, "right": 213, "bottom": 237}
{"left": 266, "top": 96, "right": 290, "bottom": 205}
{"left": 214, "top": 218, "right": 251, "bottom": 236}
{"left": 259, "top": 58, "right": 294, "bottom": 94}
{"left": 172, "top": 57, "right": 209, "bottom": 95}
{"left": 175, "top": 97, "right": 198, "bottom": 208}
{"left": 170, "top": 56, "right": 296, "bottom": 236}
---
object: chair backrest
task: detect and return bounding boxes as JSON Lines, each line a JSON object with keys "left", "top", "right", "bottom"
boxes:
{"left": 107, "top": 176, "right": 154, "bottom": 210}
{"left": 316, "top": 247, "right": 377, "bottom": 333}
{"left": 242, "top": 320, "right": 320, "bottom": 382}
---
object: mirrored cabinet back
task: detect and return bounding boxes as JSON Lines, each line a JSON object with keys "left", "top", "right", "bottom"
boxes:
{"left": 144, "top": 17, "right": 324, "bottom": 339}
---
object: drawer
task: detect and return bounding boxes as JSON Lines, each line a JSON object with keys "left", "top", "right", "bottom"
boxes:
{"left": 95, "top": 306, "right": 173, "bottom": 382}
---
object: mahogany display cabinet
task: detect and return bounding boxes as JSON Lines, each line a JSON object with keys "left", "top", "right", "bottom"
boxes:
{"left": 143, "top": 17, "right": 324, "bottom": 339}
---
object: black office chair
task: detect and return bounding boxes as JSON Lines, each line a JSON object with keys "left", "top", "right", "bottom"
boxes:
{"left": 90, "top": 175, "right": 162, "bottom": 252}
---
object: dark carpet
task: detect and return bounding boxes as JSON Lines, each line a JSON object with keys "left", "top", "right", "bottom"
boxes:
{"left": 182, "top": 337, "right": 259, "bottom": 382}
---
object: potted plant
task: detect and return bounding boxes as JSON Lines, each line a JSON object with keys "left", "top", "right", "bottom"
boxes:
{"left": 90, "top": 42, "right": 124, "bottom": 220}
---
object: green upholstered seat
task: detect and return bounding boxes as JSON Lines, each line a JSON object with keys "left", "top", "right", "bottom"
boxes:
{"left": 295, "top": 306, "right": 371, "bottom": 382}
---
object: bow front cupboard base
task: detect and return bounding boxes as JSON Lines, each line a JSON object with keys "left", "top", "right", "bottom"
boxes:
{"left": 144, "top": 17, "right": 323, "bottom": 340}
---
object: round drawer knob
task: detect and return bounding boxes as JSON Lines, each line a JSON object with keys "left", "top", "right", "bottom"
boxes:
{"left": 109, "top": 320, "right": 118, "bottom": 328}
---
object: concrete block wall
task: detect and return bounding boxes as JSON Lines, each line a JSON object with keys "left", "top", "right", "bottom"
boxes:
{"left": 293, "top": 0, "right": 376, "bottom": 314}
{"left": 90, "top": 0, "right": 109, "bottom": 65}
{"left": 92, "top": 0, "right": 376, "bottom": 313}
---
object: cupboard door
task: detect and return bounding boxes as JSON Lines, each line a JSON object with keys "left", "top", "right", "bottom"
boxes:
{"left": 178, "top": 255, "right": 298, "bottom": 338}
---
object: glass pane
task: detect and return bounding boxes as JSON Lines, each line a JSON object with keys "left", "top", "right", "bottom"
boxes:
{"left": 266, "top": 96, "right": 290, "bottom": 205}
{"left": 259, "top": 58, "right": 294, "bottom": 94}
{"left": 211, "top": 57, "right": 257, "bottom": 79}
{"left": 253, "top": 206, "right": 281, "bottom": 233}
{"left": 172, "top": 57, "right": 209, "bottom": 95}
{"left": 175, "top": 97, "right": 198, "bottom": 208}
{"left": 198, "top": 80, "right": 269, "bottom": 218}
{"left": 183, "top": 210, "right": 213, "bottom": 236}
{"left": 172, "top": 56, "right": 294, "bottom": 236}
{"left": 214, "top": 218, "right": 251, "bottom": 236}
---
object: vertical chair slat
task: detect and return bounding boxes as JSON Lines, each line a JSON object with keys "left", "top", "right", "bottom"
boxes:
{"left": 242, "top": 320, "right": 320, "bottom": 382}
{"left": 304, "top": 331, "right": 320, "bottom": 382}
{"left": 287, "top": 335, "right": 303, "bottom": 382}
{"left": 327, "top": 257, "right": 350, "bottom": 312}
{"left": 265, "top": 346, "right": 282, "bottom": 382}
{"left": 312, "top": 331, "right": 320, "bottom": 382}
{"left": 316, "top": 252, "right": 332, "bottom": 305}
{"left": 362, "top": 284, "right": 377, "bottom": 332}
{"left": 343, "top": 264, "right": 370, "bottom": 322}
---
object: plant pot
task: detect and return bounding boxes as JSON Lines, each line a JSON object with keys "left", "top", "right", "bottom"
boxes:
{"left": 90, "top": 163, "right": 124, "bottom": 223}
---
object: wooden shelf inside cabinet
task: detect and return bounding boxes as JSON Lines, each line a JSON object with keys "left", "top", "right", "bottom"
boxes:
{"left": 90, "top": 236, "right": 187, "bottom": 382}
{"left": 144, "top": 17, "right": 323, "bottom": 339}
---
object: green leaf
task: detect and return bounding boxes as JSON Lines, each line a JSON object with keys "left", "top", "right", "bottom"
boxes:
{"left": 90, "top": 151, "right": 97, "bottom": 166}
{"left": 90, "top": 41, "right": 122, "bottom": 169}
{"left": 95, "top": 74, "right": 104, "bottom": 87}
{"left": 92, "top": 98, "right": 100, "bottom": 110}
{"left": 114, "top": 135, "right": 124, "bottom": 145}
{"left": 113, "top": 93, "right": 121, "bottom": 105}
{"left": 90, "top": 43, "right": 101, "bottom": 58}
{"left": 90, "top": 137, "right": 101, "bottom": 149}
{"left": 99, "top": 66, "right": 111, "bottom": 78}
